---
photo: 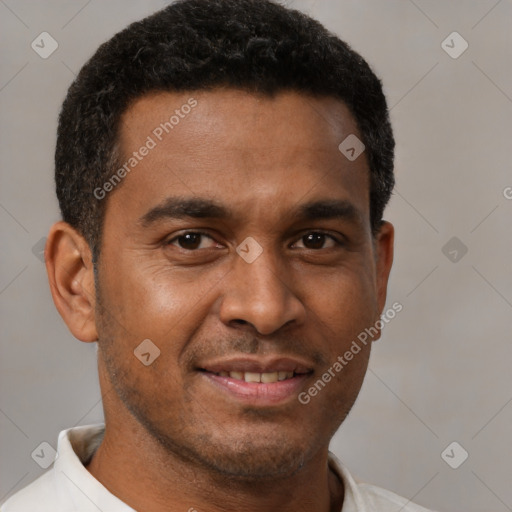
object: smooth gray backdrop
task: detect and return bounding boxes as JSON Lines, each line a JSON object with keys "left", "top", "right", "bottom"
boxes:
{"left": 1, "top": 1, "right": 511, "bottom": 511}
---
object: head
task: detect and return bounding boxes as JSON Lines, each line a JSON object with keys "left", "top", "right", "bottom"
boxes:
{"left": 46, "top": 0, "right": 395, "bottom": 480}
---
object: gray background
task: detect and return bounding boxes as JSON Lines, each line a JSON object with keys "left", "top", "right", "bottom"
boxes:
{"left": 1, "top": 1, "right": 511, "bottom": 510}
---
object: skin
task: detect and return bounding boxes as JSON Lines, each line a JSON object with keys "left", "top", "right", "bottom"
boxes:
{"left": 45, "top": 88, "right": 394, "bottom": 512}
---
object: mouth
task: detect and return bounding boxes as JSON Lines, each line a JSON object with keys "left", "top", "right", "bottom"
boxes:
{"left": 197, "top": 357, "right": 314, "bottom": 405}
{"left": 204, "top": 370, "right": 302, "bottom": 383}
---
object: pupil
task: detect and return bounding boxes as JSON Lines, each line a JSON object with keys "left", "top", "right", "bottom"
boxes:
{"left": 180, "top": 233, "right": 201, "bottom": 249}
{"left": 305, "top": 233, "right": 324, "bottom": 249}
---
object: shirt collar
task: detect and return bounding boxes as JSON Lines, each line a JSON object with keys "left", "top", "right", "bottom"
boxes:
{"left": 53, "top": 423, "right": 135, "bottom": 511}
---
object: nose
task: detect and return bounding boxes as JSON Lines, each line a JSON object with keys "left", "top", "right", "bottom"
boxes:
{"left": 218, "top": 247, "right": 306, "bottom": 335}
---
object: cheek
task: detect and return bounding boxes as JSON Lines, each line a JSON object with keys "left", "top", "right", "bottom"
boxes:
{"left": 100, "top": 259, "right": 204, "bottom": 333}
{"left": 308, "top": 264, "right": 378, "bottom": 337}
{"left": 96, "top": 258, "right": 228, "bottom": 382}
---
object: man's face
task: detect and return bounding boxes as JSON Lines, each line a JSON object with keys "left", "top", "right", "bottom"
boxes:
{"left": 94, "top": 89, "right": 391, "bottom": 478}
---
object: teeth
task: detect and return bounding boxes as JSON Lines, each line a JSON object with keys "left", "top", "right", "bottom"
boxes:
{"left": 244, "top": 372, "right": 261, "bottom": 383}
{"left": 261, "top": 372, "right": 278, "bottom": 383}
{"left": 224, "top": 371, "right": 294, "bottom": 382}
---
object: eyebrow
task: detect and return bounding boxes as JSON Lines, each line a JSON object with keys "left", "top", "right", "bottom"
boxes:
{"left": 139, "top": 197, "right": 229, "bottom": 226}
{"left": 297, "top": 199, "right": 362, "bottom": 224}
{"left": 138, "top": 196, "right": 363, "bottom": 227}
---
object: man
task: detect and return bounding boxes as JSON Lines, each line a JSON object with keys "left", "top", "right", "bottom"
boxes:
{"left": 1, "top": 0, "right": 437, "bottom": 510}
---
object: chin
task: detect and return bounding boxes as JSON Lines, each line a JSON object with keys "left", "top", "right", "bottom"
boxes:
{"left": 150, "top": 419, "right": 313, "bottom": 480}
{"left": 193, "top": 438, "right": 310, "bottom": 480}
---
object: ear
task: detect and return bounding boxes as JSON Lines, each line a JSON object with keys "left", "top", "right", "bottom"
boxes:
{"left": 45, "top": 221, "right": 98, "bottom": 342}
{"left": 372, "top": 220, "right": 395, "bottom": 340}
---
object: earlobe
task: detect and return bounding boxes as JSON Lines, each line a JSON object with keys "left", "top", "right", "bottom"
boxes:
{"left": 45, "top": 221, "right": 98, "bottom": 342}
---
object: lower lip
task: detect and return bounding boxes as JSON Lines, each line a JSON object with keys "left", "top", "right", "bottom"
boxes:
{"left": 201, "top": 372, "right": 310, "bottom": 405}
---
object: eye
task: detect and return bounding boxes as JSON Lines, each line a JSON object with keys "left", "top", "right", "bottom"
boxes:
{"left": 166, "top": 231, "right": 220, "bottom": 251}
{"left": 293, "top": 231, "right": 342, "bottom": 250}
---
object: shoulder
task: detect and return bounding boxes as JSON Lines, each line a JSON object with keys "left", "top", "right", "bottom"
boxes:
{"left": 0, "top": 470, "right": 61, "bottom": 512}
{"left": 1, "top": 424, "right": 106, "bottom": 512}
{"left": 356, "top": 482, "right": 437, "bottom": 511}
{"left": 328, "top": 452, "right": 438, "bottom": 512}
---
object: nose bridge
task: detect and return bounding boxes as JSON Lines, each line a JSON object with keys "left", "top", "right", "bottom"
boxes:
{"left": 219, "top": 242, "right": 304, "bottom": 335}
{"left": 240, "top": 245, "right": 286, "bottom": 299}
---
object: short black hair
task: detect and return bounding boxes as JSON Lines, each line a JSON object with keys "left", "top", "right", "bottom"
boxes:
{"left": 55, "top": 0, "right": 394, "bottom": 260}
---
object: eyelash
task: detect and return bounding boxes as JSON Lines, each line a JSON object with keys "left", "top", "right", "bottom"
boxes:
{"left": 165, "top": 230, "right": 344, "bottom": 251}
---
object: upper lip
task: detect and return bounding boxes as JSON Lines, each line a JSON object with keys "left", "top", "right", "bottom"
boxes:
{"left": 199, "top": 356, "right": 314, "bottom": 374}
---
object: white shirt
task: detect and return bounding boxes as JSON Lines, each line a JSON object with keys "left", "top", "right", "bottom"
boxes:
{"left": 1, "top": 424, "right": 436, "bottom": 512}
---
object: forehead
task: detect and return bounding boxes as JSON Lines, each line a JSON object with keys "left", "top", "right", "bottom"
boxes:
{"left": 109, "top": 88, "right": 370, "bottom": 227}
{"left": 120, "top": 88, "right": 362, "bottom": 158}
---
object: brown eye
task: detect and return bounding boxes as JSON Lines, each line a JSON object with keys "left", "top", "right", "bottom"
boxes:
{"left": 167, "top": 232, "right": 218, "bottom": 250}
{"left": 177, "top": 233, "right": 202, "bottom": 250}
{"left": 294, "top": 232, "right": 341, "bottom": 250}
{"left": 304, "top": 233, "right": 325, "bottom": 249}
